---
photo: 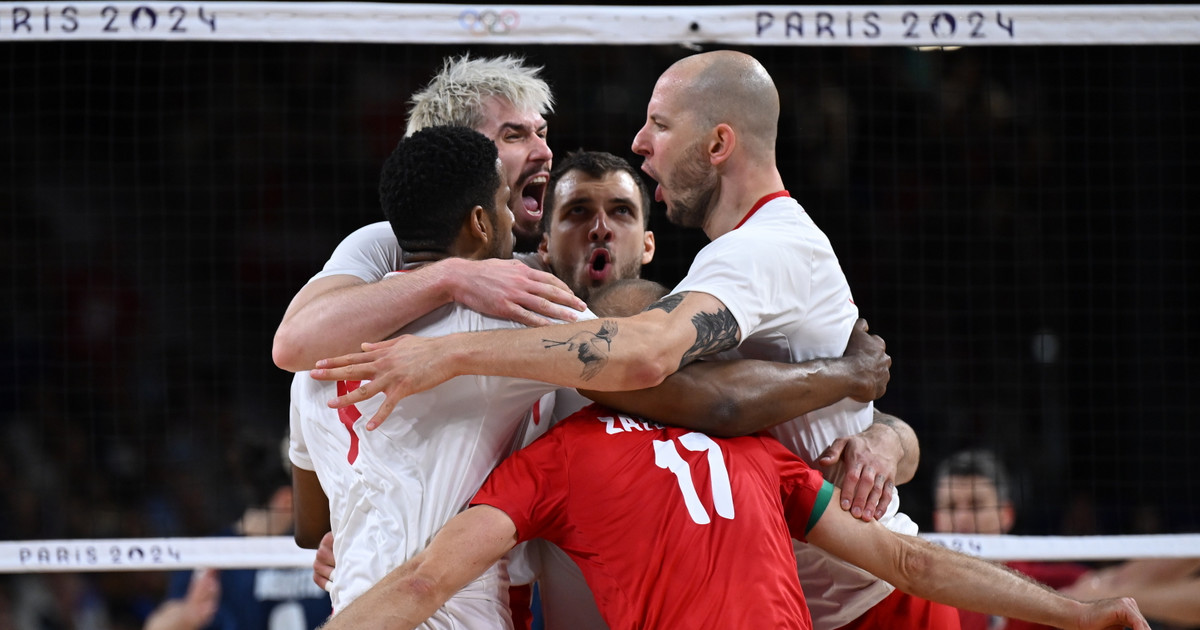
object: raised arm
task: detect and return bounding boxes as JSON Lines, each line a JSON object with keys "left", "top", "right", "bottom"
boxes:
{"left": 808, "top": 489, "right": 1150, "bottom": 630}
{"left": 312, "top": 290, "right": 733, "bottom": 428}
{"left": 320, "top": 505, "right": 518, "bottom": 630}
{"left": 273, "top": 258, "right": 585, "bottom": 372}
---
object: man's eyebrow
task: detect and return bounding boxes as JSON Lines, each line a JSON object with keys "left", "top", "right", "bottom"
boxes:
{"left": 499, "top": 121, "right": 548, "bottom": 134}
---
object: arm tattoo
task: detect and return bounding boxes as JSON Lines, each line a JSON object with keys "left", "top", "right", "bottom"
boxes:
{"left": 680, "top": 308, "right": 739, "bottom": 367}
{"left": 646, "top": 292, "right": 685, "bottom": 314}
{"left": 543, "top": 320, "right": 618, "bottom": 381}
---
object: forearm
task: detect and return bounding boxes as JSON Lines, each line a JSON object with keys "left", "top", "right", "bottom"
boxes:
{"left": 273, "top": 269, "right": 454, "bottom": 372}
{"left": 323, "top": 505, "right": 517, "bottom": 630}
{"left": 291, "top": 466, "right": 330, "bottom": 549}
{"left": 870, "top": 535, "right": 1085, "bottom": 628}
{"left": 322, "top": 560, "right": 453, "bottom": 630}
{"left": 870, "top": 410, "right": 919, "bottom": 484}
{"left": 451, "top": 313, "right": 681, "bottom": 392}
{"left": 583, "top": 356, "right": 860, "bottom": 437}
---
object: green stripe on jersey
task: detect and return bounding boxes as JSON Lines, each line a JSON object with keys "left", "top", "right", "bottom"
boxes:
{"left": 805, "top": 480, "right": 834, "bottom": 535}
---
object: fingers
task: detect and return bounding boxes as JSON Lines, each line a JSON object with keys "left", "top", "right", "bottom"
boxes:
{"left": 839, "top": 463, "right": 863, "bottom": 517}
{"left": 817, "top": 438, "right": 845, "bottom": 467}
{"left": 533, "top": 281, "right": 587, "bottom": 314}
{"left": 365, "top": 397, "right": 399, "bottom": 431}
{"left": 313, "top": 350, "right": 376, "bottom": 371}
{"left": 504, "top": 306, "right": 555, "bottom": 328}
{"left": 322, "top": 380, "right": 384, "bottom": 408}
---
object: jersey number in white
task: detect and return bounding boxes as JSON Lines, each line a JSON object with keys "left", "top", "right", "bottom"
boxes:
{"left": 654, "top": 433, "right": 735, "bottom": 525}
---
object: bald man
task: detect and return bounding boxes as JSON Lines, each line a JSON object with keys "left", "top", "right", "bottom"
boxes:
{"left": 311, "top": 51, "right": 929, "bottom": 629}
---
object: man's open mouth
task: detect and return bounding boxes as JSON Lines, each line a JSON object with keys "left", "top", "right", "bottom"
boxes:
{"left": 520, "top": 174, "right": 548, "bottom": 220}
{"left": 588, "top": 248, "right": 611, "bottom": 281}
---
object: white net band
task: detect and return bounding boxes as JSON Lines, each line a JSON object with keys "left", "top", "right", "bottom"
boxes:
{"left": 2, "top": 534, "right": 1197, "bottom": 573}
{"left": 3, "top": 3, "right": 1199, "bottom": 46}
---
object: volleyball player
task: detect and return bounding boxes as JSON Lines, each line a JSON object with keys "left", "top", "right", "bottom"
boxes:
{"left": 320, "top": 402, "right": 1150, "bottom": 630}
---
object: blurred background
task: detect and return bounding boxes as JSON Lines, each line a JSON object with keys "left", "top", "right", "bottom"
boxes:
{"left": 1, "top": 37, "right": 1196, "bottom": 626}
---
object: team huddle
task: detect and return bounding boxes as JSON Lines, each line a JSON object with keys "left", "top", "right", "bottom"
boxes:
{"left": 279, "top": 52, "right": 1149, "bottom": 629}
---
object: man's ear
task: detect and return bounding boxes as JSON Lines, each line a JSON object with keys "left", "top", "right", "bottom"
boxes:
{"left": 1000, "top": 501, "right": 1017, "bottom": 534}
{"left": 708, "top": 123, "right": 736, "bottom": 166}
{"left": 537, "top": 231, "right": 552, "bottom": 267}
{"left": 468, "top": 205, "right": 491, "bottom": 245}
{"left": 641, "top": 230, "right": 656, "bottom": 265}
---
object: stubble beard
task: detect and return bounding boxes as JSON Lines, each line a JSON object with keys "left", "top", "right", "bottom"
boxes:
{"left": 664, "top": 142, "right": 719, "bottom": 229}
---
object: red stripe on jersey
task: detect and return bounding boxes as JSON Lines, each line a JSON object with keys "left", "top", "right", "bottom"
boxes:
{"left": 336, "top": 380, "right": 362, "bottom": 464}
{"left": 733, "top": 190, "right": 790, "bottom": 230}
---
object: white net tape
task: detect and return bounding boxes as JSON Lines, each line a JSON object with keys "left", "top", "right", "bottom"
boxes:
{"left": 1, "top": 534, "right": 1197, "bottom": 573}
{"left": 2, "top": 3, "right": 1199, "bottom": 46}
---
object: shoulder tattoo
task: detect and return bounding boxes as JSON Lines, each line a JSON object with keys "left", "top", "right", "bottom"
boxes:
{"left": 681, "top": 307, "right": 739, "bottom": 366}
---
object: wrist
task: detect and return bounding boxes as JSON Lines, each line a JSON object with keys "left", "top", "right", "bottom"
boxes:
{"left": 429, "top": 257, "right": 468, "bottom": 305}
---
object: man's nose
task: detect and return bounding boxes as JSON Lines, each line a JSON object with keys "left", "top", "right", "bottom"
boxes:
{"left": 631, "top": 126, "right": 649, "bottom": 156}
{"left": 590, "top": 214, "right": 613, "bottom": 241}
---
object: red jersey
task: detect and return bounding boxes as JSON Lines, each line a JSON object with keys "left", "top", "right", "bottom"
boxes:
{"left": 472, "top": 404, "right": 832, "bottom": 630}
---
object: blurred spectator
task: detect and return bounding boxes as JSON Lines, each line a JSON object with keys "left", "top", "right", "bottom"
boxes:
{"left": 144, "top": 434, "right": 330, "bottom": 630}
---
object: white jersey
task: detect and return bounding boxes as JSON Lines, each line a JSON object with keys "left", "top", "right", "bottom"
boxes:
{"left": 309, "top": 221, "right": 544, "bottom": 284}
{"left": 304, "top": 223, "right": 600, "bottom": 629}
{"left": 671, "top": 195, "right": 914, "bottom": 629}
{"left": 333, "top": 304, "right": 581, "bottom": 625}
{"left": 288, "top": 374, "right": 362, "bottom": 609}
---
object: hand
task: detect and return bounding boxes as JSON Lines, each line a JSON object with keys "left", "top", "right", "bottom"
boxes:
{"left": 817, "top": 423, "right": 901, "bottom": 521}
{"left": 1074, "top": 596, "right": 1150, "bottom": 630}
{"left": 843, "top": 319, "right": 890, "bottom": 402}
{"left": 144, "top": 568, "right": 220, "bottom": 630}
{"left": 313, "top": 531, "right": 335, "bottom": 592}
{"left": 448, "top": 258, "right": 586, "bottom": 327}
{"left": 311, "top": 335, "right": 455, "bottom": 429}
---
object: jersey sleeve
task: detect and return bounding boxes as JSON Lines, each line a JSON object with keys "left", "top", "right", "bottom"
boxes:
{"left": 670, "top": 230, "right": 800, "bottom": 345}
{"left": 759, "top": 434, "right": 831, "bottom": 542}
{"left": 288, "top": 375, "right": 314, "bottom": 471}
{"left": 308, "top": 222, "right": 401, "bottom": 283}
{"left": 471, "top": 428, "right": 571, "bottom": 543}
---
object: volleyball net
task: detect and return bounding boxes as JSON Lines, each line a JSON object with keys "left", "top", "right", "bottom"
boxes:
{"left": 1, "top": 0, "right": 1196, "bottom": 601}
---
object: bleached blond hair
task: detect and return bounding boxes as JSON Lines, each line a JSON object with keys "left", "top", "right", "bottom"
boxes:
{"left": 405, "top": 54, "right": 554, "bottom": 137}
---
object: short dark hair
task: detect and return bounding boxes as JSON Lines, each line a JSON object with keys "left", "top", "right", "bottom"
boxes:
{"left": 935, "top": 449, "right": 1013, "bottom": 504}
{"left": 542, "top": 150, "right": 652, "bottom": 233}
{"left": 379, "top": 125, "right": 501, "bottom": 253}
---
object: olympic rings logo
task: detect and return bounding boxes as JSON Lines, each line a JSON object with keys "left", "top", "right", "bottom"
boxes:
{"left": 459, "top": 9, "right": 520, "bottom": 35}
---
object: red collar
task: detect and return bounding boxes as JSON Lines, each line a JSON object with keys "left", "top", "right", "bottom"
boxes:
{"left": 733, "top": 190, "right": 790, "bottom": 230}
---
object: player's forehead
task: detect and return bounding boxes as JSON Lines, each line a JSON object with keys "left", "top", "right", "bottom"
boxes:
{"left": 552, "top": 170, "right": 644, "bottom": 222}
{"left": 475, "top": 95, "right": 547, "bottom": 136}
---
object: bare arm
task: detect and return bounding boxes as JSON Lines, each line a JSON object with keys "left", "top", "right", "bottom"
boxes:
{"left": 1061, "top": 559, "right": 1200, "bottom": 626}
{"left": 320, "top": 505, "right": 518, "bottom": 630}
{"left": 144, "top": 569, "right": 221, "bottom": 630}
{"left": 808, "top": 489, "right": 1150, "bottom": 630}
{"left": 312, "top": 291, "right": 732, "bottom": 429}
{"left": 290, "top": 465, "right": 330, "bottom": 549}
{"left": 582, "top": 318, "right": 889, "bottom": 437}
{"left": 272, "top": 259, "right": 586, "bottom": 372}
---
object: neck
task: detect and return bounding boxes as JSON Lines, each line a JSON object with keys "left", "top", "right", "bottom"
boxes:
{"left": 401, "top": 250, "right": 450, "bottom": 271}
{"left": 703, "top": 162, "right": 786, "bottom": 239}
